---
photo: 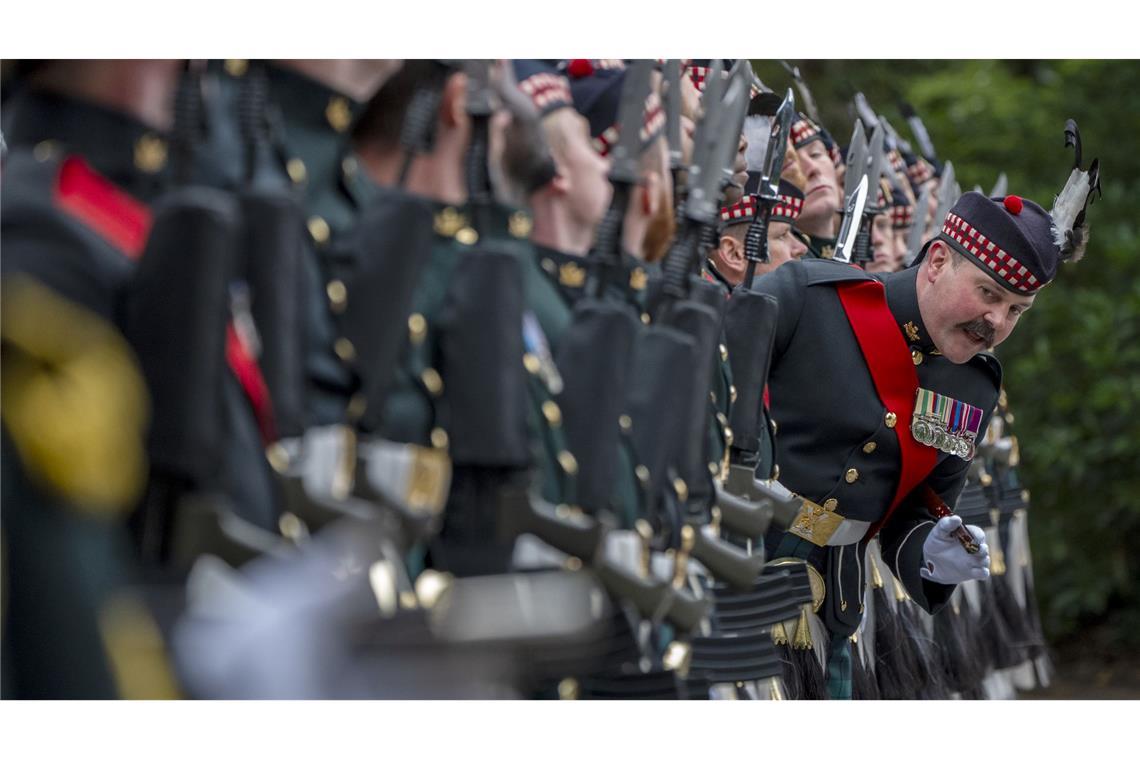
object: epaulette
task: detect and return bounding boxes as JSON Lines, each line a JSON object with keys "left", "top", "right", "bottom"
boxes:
{"left": 799, "top": 257, "right": 872, "bottom": 286}
{"left": 53, "top": 155, "right": 152, "bottom": 260}
{"left": 0, "top": 276, "right": 148, "bottom": 515}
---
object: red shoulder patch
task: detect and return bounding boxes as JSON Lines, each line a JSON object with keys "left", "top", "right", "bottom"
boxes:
{"left": 53, "top": 156, "right": 152, "bottom": 260}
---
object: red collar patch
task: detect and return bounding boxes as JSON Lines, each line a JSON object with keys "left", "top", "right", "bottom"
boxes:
{"left": 53, "top": 156, "right": 151, "bottom": 260}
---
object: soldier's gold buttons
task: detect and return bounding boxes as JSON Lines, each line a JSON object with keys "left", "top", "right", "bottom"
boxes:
{"left": 341, "top": 156, "right": 358, "bottom": 178}
{"left": 286, "top": 157, "right": 307, "bottom": 184}
{"left": 641, "top": 312, "right": 651, "bottom": 325}
{"left": 326, "top": 96, "right": 352, "bottom": 132}
{"left": 716, "top": 412, "right": 728, "bottom": 427}
{"left": 564, "top": 556, "right": 583, "bottom": 572}
{"left": 558, "top": 678, "right": 580, "bottom": 700}
{"left": 541, "top": 258, "right": 557, "bottom": 276}
{"left": 770, "top": 419, "right": 778, "bottom": 436}
{"left": 707, "top": 462, "right": 720, "bottom": 476}
{"left": 673, "top": 478, "right": 689, "bottom": 502}
{"left": 224, "top": 59, "right": 249, "bottom": 77}
{"left": 618, "top": 414, "right": 632, "bottom": 432}
{"left": 420, "top": 368, "right": 443, "bottom": 396}
{"left": 719, "top": 343, "right": 729, "bottom": 362}
{"left": 635, "top": 465, "right": 650, "bottom": 485}
{"left": 723, "top": 426, "right": 734, "bottom": 448}
{"left": 347, "top": 393, "right": 368, "bottom": 421}
{"left": 729, "top": 385, "right": 738, "bottom": 404}
{"left": 308, "top": 215, "right": 331, "bottom": 245}
{"left": 629, "top": 267, "right": 648, "bottom": 291}
{"left": 884, "top": 412, "right": 897, "bottom": 428}
{"left": 434, "top": 207, "right": 465, "bottom": 238}
{"left": 326, "top": 279, "right": 347, "bottom": 313}
{"left": 823, "top": 498, "right": 838, "bottom": 511}
{"left": 558, "top": 450, "right": 579, "bottom": 476}
{"left": 845, "top": 468, "right": 859, "bottom": 484}
{"left": 558, "top": 261, "right": 585, "bottom": 287}
{"left": 509, "top": 211, "right": 532, "bottom": 239}
{"left": 430, "top": 427, "right": 449, "bottom": 449}
{"left": 265, "top": 442, "right": 291, "bottom": 474}
{"left": 980, "top": 472, "right": 993, "bottom": 487}
{"left": 455, "top": 226, "right": 479, "bottom": 246}
{"left": 408, "top": 313, "right": 427, "bottom": 344}
{"left": 1021, "top": 489, "right": 1030, "bottom": 503}
{"left": 523, "top": 353, "right": 542, "bottom": 375}
{"left": 334, "top": 337, "right": 356, "bottom": 362}
{"left": 912, "top": 350, "right": 924, "bottom": 366}
{"left": 771, "top": 464, "right": 780, "bottom": 480}
{"left": 33, "top": 140, "right": 59, "bottom": 162}
{"left": 863, "top": 442, "right": 877, "bottom": 454}
{"left": 542, "top": 400, "right": 562, "bottom": 427}
{"left": 133, "top": 134, "right": 168, "bottom": 173}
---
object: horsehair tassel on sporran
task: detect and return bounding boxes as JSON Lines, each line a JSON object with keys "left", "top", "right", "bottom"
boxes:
{"left": 850, "top": 636, "right": 879, "bottom": 699}
{"left": 790, "top": 606, "right": 828, "bottom": 699}
{"left": 933, "top": 597, "right": 983, "bottom": 694}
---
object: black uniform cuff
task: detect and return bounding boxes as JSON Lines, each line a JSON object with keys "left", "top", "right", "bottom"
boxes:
{"left": 891, "top": 520, "right": 955, "bottom": 613}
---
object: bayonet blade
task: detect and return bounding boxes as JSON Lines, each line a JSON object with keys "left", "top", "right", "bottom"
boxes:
{"left": 863, "top": 127, "right": 886, "bottom": 213}
{"left": 833, "top": 175, "right": 868, "bottom": 264}
{"left": 905, "top": 183, "right": 933, "bottom": 264}
{"left": 779, "top": 60, "right": 821, "bottom": 124}
{"left": 930, "top": 160, "right": 956, "bottom": 234}
{"left": 760, "top": 88, "right": 795, "bottom": 199}
{"left": 662, "top": 59, "right": 683, "bottom": 172}
{"left": 842, "top": 120, "right": 868, "bottom": 203}
{"left": 607, "top": 59, "right": 654, "bottom": 187}
{"left": 879, "top": 115, "right": 911, "bottom": 155}
{"left": 853, "top": 92, "right": 880, "bottom": 134}
{"left": 990, "top": 172, "right": 1008, "bottom": 197}
{"left": 900, "top": 100, "right": 938, "bottom": 163}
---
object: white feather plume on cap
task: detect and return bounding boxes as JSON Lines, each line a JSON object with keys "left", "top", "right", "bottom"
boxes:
{"left": 1049, "top": 166, "right": 1095, "bottom": 263}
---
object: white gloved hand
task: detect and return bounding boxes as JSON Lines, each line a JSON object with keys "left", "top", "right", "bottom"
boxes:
{"left": 920, "top": 515, "right": 990, "bottom": 584}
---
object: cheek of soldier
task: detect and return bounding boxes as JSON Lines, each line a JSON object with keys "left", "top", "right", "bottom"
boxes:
{"left": 796, "top": 141, "right": 840, "bottom": 222}
{"left": 766, "top": 221, "right": 806, "bottom": 268}
{"left": 893, "top": 228, "right": 910, "bottom": 265}
{"left": 642, "top": 174, "right": 676, "bottom": 264}
{"left": 865, "top": 213, "right": 895, "bottom": 272}
{"left": 562, "top": 119, "right": 613, "bottom": 229}
{"left": 780, "top": 141, "right": 808, "bottom": 191}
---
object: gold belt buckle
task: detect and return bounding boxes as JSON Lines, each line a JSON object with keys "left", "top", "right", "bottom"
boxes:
{"left": 787, "top": 497, "right": 844, "bottom": 547}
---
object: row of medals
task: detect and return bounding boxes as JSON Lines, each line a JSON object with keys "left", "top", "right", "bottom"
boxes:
{"left": 911, "top": 414, "right": 976, "bottom": 461}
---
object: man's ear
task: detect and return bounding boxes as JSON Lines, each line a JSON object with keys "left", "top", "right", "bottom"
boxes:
{"left": 440, "top": 71, "right": 468, "bottom": 129}
{"left": 925, "top": 240, "right": 952, "bottom": 282}
{"left": 718, "top": 234, "right": 742, "bottom": 263}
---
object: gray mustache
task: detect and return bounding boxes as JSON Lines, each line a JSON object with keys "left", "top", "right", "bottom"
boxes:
{"left": 959, "top": 318, "right": 995, "bottom": 345}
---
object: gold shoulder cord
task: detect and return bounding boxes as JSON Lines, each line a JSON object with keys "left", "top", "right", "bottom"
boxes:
{"left": 1, "top": 277, "right": 149, "bottom": 514}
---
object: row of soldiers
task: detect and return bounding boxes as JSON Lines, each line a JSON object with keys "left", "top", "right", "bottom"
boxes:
{"left": 1, "top": 59, "right": 1095, "bottom": 698}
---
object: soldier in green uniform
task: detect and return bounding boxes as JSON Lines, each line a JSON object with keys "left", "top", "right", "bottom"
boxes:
{"left": 1, "top": 60, "right": 185, "bottom": 697}
{"left": 755, "top": 185, "right": 1095, "bottom": 698}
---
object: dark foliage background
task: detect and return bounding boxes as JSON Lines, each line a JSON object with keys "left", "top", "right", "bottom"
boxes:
{"left": 751, "top": 60, "right": 1140, "bottom": 653}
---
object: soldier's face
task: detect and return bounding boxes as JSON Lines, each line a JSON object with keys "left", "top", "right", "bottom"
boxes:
{"left": 920, "top": 242, "right": 1036, "bottom": 363}
{"left": 866, "top": 213, "right": 896, "bottom": 273}
{"left": 767, "top": 220, "right": 807, "bottom": 269}
{"left": 723, "top": 132, "right": 750, "bottom": 207}
{"left": 893, "top": 228, "right": 910, "bottom": 264}
{"left": 795, "top": 140, "right": 840, "bottom": 226}
{"left": 555, "top": 110, "right": 613, "bottom": 229}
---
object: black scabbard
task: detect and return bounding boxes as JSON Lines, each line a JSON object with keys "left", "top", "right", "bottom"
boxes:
{"left": 332, "top": 189, "right": 434, "bottom": 433}
{"left": 555, "top": 299, "right": 639, "bottom": 513}
{"left": 439, "top": 247, "right": 531, "bottom": 467}
{"left": 239, "top": 188, "right": 307, "bottom": 439}
{"left": 723, "top": 290, "right": 779, "bottom": 459}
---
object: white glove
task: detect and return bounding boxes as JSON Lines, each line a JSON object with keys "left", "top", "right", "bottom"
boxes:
{"left": 920, "top": 515, "right": 990, "bottom": 584}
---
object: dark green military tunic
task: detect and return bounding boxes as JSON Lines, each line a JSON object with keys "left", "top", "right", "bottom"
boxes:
{"left": 794, "top": 230, "right": 837, "bottom": 261}
{"left": 754, "top": 259, "right": 1001, "bottom": 636}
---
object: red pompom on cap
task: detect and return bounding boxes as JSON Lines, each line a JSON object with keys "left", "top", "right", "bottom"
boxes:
{"left": 1003, "top": 195, "right": 1023, "bottom": 215}
{"left": 567, "top": 59, "right": 594, "bottom": 79}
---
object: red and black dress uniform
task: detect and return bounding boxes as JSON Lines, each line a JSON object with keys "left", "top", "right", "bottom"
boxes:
{"left": 754, "top": 189, "right": 1077, "bottom": 697}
